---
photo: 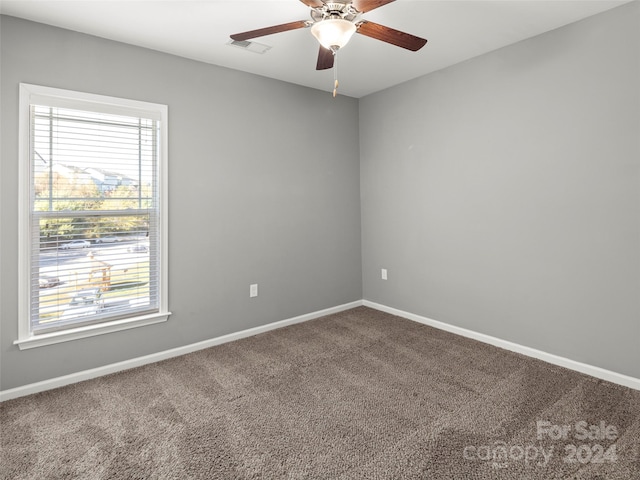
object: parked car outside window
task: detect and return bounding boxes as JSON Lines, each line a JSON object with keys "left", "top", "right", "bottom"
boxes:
{"left": 60, "top": 240, "right": 90, "bottom": 250}
{"left": 59, "top": 288, "right": 103, "bottom": 320}
{"left": 127, "top": 244, "right": 148, "bottom": 253}
{"left": 95, "top": 236, "right": 121, "bottom": 244}
{"left": 39, "top": 275, "right": 61, "bottom": 288}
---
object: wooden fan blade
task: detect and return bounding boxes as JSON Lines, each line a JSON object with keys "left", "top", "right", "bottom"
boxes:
{"left": 316, "top": 46, "right": 334, "bottom": 70}
{"left": 356, "top": 20, "right": 427, "bottom": 51}
{"left": 352, "top": 0, "right": 396, "bottom": 13}
{"left": 230, "top": 20, "right": 309, "bottom": 42}
{"left": 299, "top": 0, "right": 324, "bottom": 7}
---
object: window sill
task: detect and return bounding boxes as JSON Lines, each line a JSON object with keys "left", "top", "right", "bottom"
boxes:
{"left": 14, "top": 311, "right": 172, "bottom": 350}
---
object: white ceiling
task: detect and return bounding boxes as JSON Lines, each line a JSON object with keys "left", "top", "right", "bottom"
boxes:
{"left": 0, "top": 0, "right": 631, "bottom": 98}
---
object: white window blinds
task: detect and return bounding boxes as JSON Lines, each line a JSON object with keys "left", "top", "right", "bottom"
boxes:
{"left": 27, "top": 98, "right": 163, "bottom": 334}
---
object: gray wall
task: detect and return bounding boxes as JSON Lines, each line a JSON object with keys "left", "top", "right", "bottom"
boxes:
{"left": 360, "top": 2, "right": 640, "bottom": 378}
{"left": 0, "top": 16, "right": 362, "bottom": 390}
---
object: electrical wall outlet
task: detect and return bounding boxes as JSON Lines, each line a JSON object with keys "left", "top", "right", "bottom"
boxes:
{"left": 381, "top": 268, "right": 388, "bottom": 280}
{"left": 250, "top": 283, "right": 258, "bottom": 298}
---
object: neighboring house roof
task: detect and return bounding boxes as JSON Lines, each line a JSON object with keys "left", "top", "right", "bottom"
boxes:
{"left": 37, "top": 161, "right": 140, "bottom": 191}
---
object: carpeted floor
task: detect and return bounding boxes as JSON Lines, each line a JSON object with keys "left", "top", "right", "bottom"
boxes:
{"left": 1, "top": 306, "right": 639, "bottom": 479}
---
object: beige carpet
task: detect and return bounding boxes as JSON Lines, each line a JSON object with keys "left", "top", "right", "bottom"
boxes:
{"left": 2, "top": 306, "right": 639, "bottom": 479}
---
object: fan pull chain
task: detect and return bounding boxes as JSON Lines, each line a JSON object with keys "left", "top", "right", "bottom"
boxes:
{"left": 333, "top": 51, "right": 339, "bottom": 98}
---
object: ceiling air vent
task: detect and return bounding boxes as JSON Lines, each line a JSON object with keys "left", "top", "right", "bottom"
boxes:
{"left": 227, "top": 40, "right": 271, "bottom": 54}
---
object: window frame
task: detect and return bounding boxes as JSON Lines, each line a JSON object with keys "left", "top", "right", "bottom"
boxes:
{"left": 16, "top": 84, "right": 170, "bottom": 349}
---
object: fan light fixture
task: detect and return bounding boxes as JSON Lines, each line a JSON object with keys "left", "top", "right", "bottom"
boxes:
{"left": 310, "top": 18, "right": 356, "bottom": 51}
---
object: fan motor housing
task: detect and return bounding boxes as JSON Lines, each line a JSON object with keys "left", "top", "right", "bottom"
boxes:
{"left": 311, "top": 1, "right": 359, "bottom": 22}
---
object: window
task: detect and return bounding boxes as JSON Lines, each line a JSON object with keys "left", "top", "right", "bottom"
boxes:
{"left": 17, "top": 84, "right": 169, "bottom": 348}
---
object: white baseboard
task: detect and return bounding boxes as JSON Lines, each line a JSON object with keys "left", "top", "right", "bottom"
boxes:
{"left": 0, "top": 300, "right": 363, "bottom": 402}
{"left": 363, "top": 300, "right": 640, "bottom": 391}
{"left": 3, "top": 299, "right": 638, "bottom": 401}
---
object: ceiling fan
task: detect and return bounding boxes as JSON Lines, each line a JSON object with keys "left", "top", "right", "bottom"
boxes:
{"left": 230, "top": 0, "right": 427, "bottom": 96}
